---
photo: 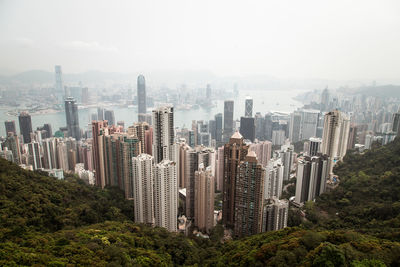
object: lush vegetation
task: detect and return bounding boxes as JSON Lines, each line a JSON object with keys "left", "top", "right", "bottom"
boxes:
{"left": 307, "top": 137, "right": 400, "bottom": 240}
{"left": 1, "top": 136, "right": 400, "bottom": 266}
{"left": 0, "top": 158, "right": 133, "bottom": 241}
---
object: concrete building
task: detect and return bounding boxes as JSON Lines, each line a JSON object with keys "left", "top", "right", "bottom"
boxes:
{"left": 262, "top": 198, "right": 288, "bottom": 232}
{"left": 240, "top": 117, "right": 255, "bottom": 142}
{"left": 19, "top": 112, "right": 33, "bottom": 144}
{"left": 249, "top": 140, "right": 272, "bottom": 167}
{"left": 137, "top": 75, "right": 146, "bottom": 115}
{"left": 234, "top": 151, "right": 265, "bottom": 237}
{"left": 4, "top": 120, "right": 16, "bottom": 135}
{"left": 223, "top": 100, "right": 234, "bottom": 143}
{"left": 153, "top": 160, "right": 178, "bottom": 232}
{"left": 65, "top": 97, "right": 81, "bottom": 140}
{"left": 194, "top": 165, "right": 215, "bottom": 233}
{"left": 222, "top": 131, "right": 249, "bottom": 228}
{"left": 152, "top": 106, "right": 175, "bottom": 164}
{"left": 295, "top": 154, "right": 330, "bottom": 204}
{"left": 321, "top": 110, "right": 350, "bottom": 175}
{"left": 264, "top": 158, "right": 284, "bottom": 199}
{"left": 133, "top": 154, "right": 154, "bottom": 225}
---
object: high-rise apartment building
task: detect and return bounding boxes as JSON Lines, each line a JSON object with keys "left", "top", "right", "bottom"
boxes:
{"left": 194, "top": 165, "right": 215, "bottom": 233}
{"left": 295, "top": 154, "right": 330, "bottom": 204}
{"left": 185, "top": 146, "right": 215, "bottom": 220}
{"left": 43, "top": 138, "right": 57, "bottom": 169}
{"left": 300, "top": 109, "right": 320, "bottom": 140}
{"left": 152, "top": 106, "right": 175, "bottom": 164}
{"left": 216, "top": 146, "right": 224, "bottom": 192}
{"left": 262, "top": 198, "right": 288, "bottom": 232}
{"left": 264, "top": 159, "right": 284, "bottom": 199}
{"left": 92, "top": 121, "right": 109, "bottom": 188}
{"left": 137, "top": 75, "right": 146, "bottom": 115}
{"left": 223, "top": 100, "right": 234, "bottom": 143}
{"left": 4, "top": 133, "right": 21, "bottom": 164}
{"left": 153, "top": 160, "right": 178, "bottom": 232}
{"left": 321, "top": 110, "right": 350, "bottom": 175}
{"left": 234, "top": 151, "right": 265, "bottom": 237}
{"left": 249, "top": 141, "right": 272, "bottom": 167}
{"left": 65, "top": 97, "right": 81, "bottom": 140}
{"left": 19, "top": 112, "right": 33, "bottom": 144}
{"left": 222, "top": 131, "right": 249, "bottom": 227}
{"left": 28, "top": 141, "right": 42, "bottom": 170}
{"left": 279, "top": 145, "right": 294, "bottom": 181}
{"left": 308, "top": 137, "right": 322, "bottom": 156}
{"left": 132, "top": 154, "right": 154, "bottom": 225}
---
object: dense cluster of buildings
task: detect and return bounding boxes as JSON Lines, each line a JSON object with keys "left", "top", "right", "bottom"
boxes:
{"left": 1, "top": 69, "right": 400, "bottom": 238}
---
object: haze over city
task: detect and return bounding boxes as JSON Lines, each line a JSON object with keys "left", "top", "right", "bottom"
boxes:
{"left": 1, "top": 0, "right": 400, "bottom": 84}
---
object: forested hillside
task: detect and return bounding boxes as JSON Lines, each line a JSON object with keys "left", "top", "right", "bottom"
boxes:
{"left": 1, "top": 137, "right": 400, "bottom": 266}
{"left": 308, "top": 138, "right": 400, "bottom": 240}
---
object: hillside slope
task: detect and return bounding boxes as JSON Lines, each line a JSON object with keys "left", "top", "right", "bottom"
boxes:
{"left": 0, "top": 158, "right": 133, "bottom": 241}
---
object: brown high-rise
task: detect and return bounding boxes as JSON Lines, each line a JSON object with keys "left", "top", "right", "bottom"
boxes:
{"left": 234, "top": 151, "right": 265, "bottom": 237}
{"left": 92, "top": 120, "right": 108, "bottom": 188}
{"left": 222, "top": 131, "right": 249, "bottom": 228}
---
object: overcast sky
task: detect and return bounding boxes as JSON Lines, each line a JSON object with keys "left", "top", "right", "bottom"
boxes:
{"left": 0, "top": 0, "right": 399, "bottom": 81}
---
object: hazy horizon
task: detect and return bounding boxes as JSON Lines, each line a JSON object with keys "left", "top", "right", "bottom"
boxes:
{"left": 1, "top": 0, "right": 400, "bottom": 82}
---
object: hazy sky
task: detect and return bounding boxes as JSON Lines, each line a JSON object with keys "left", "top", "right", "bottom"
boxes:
{"left": 1, "top": 0, "right": 399, "bottom": 80}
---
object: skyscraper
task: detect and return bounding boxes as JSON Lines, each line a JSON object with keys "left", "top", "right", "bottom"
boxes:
{"left": 249, "top": 141, "right": 272, "bottom": 167}
{"left": 262, "top": 198, "right": 288, "bottom": 232}
{"left": 309, "top": 137, "right": 322, "bottom": 156}
{"left": 206, "top": 84, "right": 211, "bottom": 99}
{"left": 65, "top": 97, "right": 81, "bottom": 140}
{"left": 137, "top": 75, "right": 146, "bottom": 114}
{"left": 295, "top": 154, "right": 330, "bottom": 204}
{"left": 153, "top": 160, "right": 178, "bottom": 232}
{"left": 18, "top": 112, "right": 33, "bottom": 144}
{"left": 43, "top": 138, "right": 57, "bottom": 169}
{"left": 264, "top": 159, "right": 284, "bottom": 199}
{"left": 223, "top": 100, "right": 234, "bottom": 142}
{"left": 92, "top": 121, "right": 109, "bottom": 188}
{"left": 392, "top": 112, "right": 400, "bottom": 135}
{"left": 55, "top": 65, "right": 64, "bottom": 100}
{"left": 185, "top": 146, "right": 215, "bottom": 220}
{"left": 300, "top": 109, "right": 319, "bottom": 140}
{"left": 289, "top": 112, "right": 301, "bottom": 143}
{"left": 194, "top": 165, "right": 215, "bottom": 233}
{"left": 132, "top": 154, "right": 154, "bottom": 225}
{"left": 321, "top": 110, "right": 350, "bottom": 175}
{"left": 4, "top": 133, "right": 21, "bottom": 164}
{"left": 28, "top": 141, "right": 42, "bottom": 170}
{"left": 97, "top": 107, "right": 105, "bottom": 120}
{"left": 152, "top": 106, "right": 175, "bottom": 164}
{"left": 239, "top": 117, "right": 255, "bottom": 142}
{"left": 245, "top": 96, "right": 253, "bottom": 117}
{"left": 4, "top": 120, "right": 16, "bottom": 135}
{"left": 216, "top": 146, "right": 224, "bottom": 191}
{"left": 222, "top": 131, "right": 249, "bottom": 227}
{"left": 104, "top": 110, "right": 115, "bottom": 126}
{"left": 320, "top": 88, "right": 329, "bottom": 111}
{"left": 279, "top": 145, "right": 294, "bottom": 181}
{"left": 234, "top": 151, "right": 265, "bottom": 237}
{"left": 215, "top": 113, "right": 223, "bottom": 146}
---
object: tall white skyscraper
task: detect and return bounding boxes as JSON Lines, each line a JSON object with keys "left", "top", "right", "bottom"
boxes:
{"left": 300, "top": 109, "right": 320, "bottom": 140}
{"left": 55, "top": 65, "right": 67, "bottom": 99}
{"left": 153, "top": 160, "right": 178, "bottom": 232}
{"left": 152, "top": 106, "right": 175, "bottom": 164}
{"left": 132, "top": 154, "right": 155, "bottom": 225}
{"left": 321, "top": 110, "right": 350, "bottom": 175}
{"left": 279, "top": 145, "right": 294, "bottom": 181}
{"left": 289, "top": 112, "right": 302, "bottom": 143}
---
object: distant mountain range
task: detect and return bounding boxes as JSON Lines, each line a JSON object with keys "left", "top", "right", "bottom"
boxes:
{"left": 2, "top": 69, "right": 394, "bottom": 91}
